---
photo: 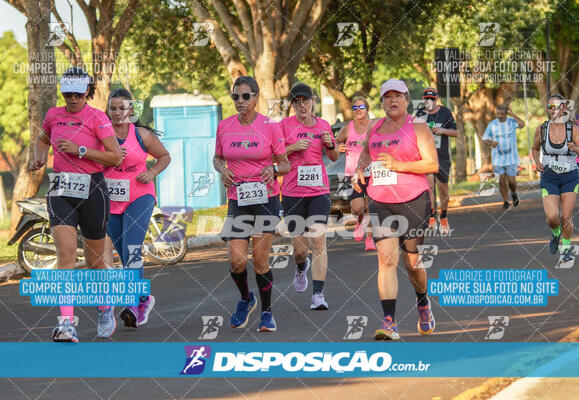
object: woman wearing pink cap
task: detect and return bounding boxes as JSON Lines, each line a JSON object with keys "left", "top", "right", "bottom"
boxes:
{"left": 354, "top": 79, "right": 439, "bottom": 340}
{"left": 30, "top": 68, "right": 123, "bottom": 342}
{"left": 336, "top": 96, "right": 376, "bottom": 250}
{"left": 281, "top": 82, "right": 339, "bottom": 311}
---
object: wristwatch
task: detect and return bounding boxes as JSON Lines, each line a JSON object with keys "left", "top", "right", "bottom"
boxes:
{"left": 78, "top": 146, "right": 87, "bottom": 159}
{"left": 325, "top": 144, "right": 336, "bottom": 150}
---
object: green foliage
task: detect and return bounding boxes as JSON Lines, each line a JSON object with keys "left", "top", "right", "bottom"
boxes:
{"left": 0, "top": 31, "right": 29, "bottom": 158}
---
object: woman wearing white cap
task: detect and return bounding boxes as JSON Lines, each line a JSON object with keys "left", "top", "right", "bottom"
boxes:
{"left": 353, "top": 79, "right": 439, "bottom": 340}
{"left": 31, "top": 67, "right": 123, "bottom": 342}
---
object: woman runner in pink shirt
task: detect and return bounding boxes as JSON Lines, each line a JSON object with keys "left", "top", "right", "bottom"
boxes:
{"left": 354, "top": 79, "right": 438, "bottom": 340}
{"left": 214, "top": 76, "right": 290, "bottom": 332}
{"left": 104, "top": 88, "right": 171, "bottom": 329}
{"left": 336, "top": 96, "right": 376, "bottom": 250}
{"left": 30, "top": 68, "right": 123, "bottom": 342}
{"left": 281, "top": 82, "right": 339, "bottom": 311}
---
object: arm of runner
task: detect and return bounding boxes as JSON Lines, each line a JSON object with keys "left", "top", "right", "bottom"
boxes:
{"left": 323, "top": 131, "right": 339, "bottom": 162}
{"left": 482, "top": 124, "right": 498, "bottom": 148}
{"left": 336, "top": 124, "right": 348, "bottom": 152}
{"left": 508, "top": 108, "right": 526, "bottom": 128}
{"left": 260, "top": 153, "right": 290, "bottom": 184}
{"left": 274, "top": 153, "right": 290, "bottom": 176}
{"left": 136, "top": 128, "right": 172, "bottom": 184}
{"left": 286, "top": 139, "right": 312, "bottom": 155}
{"left": 433, "top": 110, "right": 458, "bottom": 137}
{"left": 30, "top": 131, "right": 51, "bottom": 171}
{"left": 531, "top": 125, "right": 543, "bottom": 172}
{"left": 567, "top": 125, "right": 579, "bottom": 155}
{"left": 377, "top": 122, "right": 438, "bottom": 174}
{"left": 354, "top": 131, "right": 373, "bottom": 190}
{"left": 55, "top": 136, "right": 123, "bottom": 167}
{"left": 433, "top": 126, "right": 458, "bottom": 137}
{"left": 213, "top": 155, "right": 235, "bottom": 188}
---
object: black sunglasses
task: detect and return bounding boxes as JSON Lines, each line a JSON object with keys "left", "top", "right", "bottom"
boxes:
{"left": 231, "top": 92, "right": 256, "bottom": 101}
{"left": 63, "top": 92, "right": 86, "bottom": 99}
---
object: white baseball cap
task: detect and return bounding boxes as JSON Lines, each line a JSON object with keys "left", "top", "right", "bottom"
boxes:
{"left": 60, "top": 75, "right": 90, "bottom": 93}
{"left": 379, "top": 79, "right": 409, "bottom": 99}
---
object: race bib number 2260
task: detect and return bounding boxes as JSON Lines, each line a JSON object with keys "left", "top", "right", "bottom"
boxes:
{"left": 371, "top": 162, "right": 397, "bottom": 186}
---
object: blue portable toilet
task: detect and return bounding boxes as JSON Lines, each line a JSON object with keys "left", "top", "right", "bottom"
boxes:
{"left": 151, "top": 93, "right": 224, "bottom": 210}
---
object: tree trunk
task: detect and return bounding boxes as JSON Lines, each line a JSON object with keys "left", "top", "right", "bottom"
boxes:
{"left": 10, "top": 0, "right": 57, "bottom": 235}
{"left": 325, "top": 86, "right": 352, "bottom": 121}
{"left": 453, "top": 100, "right": 467, "bottom": 182}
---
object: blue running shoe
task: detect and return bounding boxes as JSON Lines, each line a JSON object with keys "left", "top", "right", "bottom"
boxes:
{"left": 417, "top": 297, "right": 436, "bottom": 335}
{"left": 258, "top": 311, "right": 277, "bottom": 332}
{"left": 374, "top": 315, "right": 400, "bottom": 340}
{"left": 230, "top": 292, "right": 257, "bottom": 328}
{"left": 52, "top": 318, "right": 79, "bottom": 343}
{"left": 97, "top": 307, "right": 116, "bottom": 338}
{"left": 549, "top": 234, "right": 561, "bottom": 255}
{"left": 561, "top": 247, "right": 575, "bottom": 263}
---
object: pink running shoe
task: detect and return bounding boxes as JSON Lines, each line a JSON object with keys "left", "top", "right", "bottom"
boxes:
{"left": 365, "top": 236, "right": 376, "bottom": 251}
{"left": 353, "top": 217, "right": 366, "bottom": 242}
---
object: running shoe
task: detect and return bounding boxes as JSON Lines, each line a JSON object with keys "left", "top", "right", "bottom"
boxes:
{"left": 561, "top": 248, "right": 575, "bottom": 263}
{"left": 293, "top": 258, "right": 310, "bottom": 293}
{"left": 512, "top": 193, "right": 519, "bottom": 207}
{"left": 428, "top": 216, "right": 437, "bottom": 230}
{"left": 549, "top": 233, "right": 561, "bottom": 255}
{"left": 52, "top": 318, "right": 79, "bottom": 343}
{"left": 137, "top": 295, "right": 156, "bottom": 326}
{"left": 97, "top": 306, "right": 116, "bottom": 338}
{"left": 230, "top": 291, "right": 257, "bottom": 328}
{"left": 310, "top": 292, "right": 328, "bottom": 310}
{"left": 120, "top": 306, "right": 139, "bottom": 328}
{"left": 257, "top": 311, "right": 277, "bottom": 332}
{"left": 417, "top": 297, "right": 436, "bottom": 335}
{"left": 365, "top": 236, "right": 376, "bottom": 250}
{"left": 374, "top": 315, "right": 400, "bottom": 340}
{"left": 439, "top": 217, "right": 450, "bottom": 235}
{"left": 503, "top": 201, "right": 510, "bottom": 209}
{"left": 353, "top": 217, "right": 366, "bottom": 242}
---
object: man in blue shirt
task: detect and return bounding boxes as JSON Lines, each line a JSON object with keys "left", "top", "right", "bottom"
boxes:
{"left": 483, "top": 105, "right": 526, "bottom": 209}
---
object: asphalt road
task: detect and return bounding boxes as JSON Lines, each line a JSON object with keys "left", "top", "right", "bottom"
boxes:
{"left": 1, "top": 199, "right": 577, "bottom": 399}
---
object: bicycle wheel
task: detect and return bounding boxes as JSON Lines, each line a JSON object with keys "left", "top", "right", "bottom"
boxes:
{"left": 17, "top": 227, "right": 58, "bottom": 273}
{"left": 143, "top": 215, "right": 188, "bottom": 265}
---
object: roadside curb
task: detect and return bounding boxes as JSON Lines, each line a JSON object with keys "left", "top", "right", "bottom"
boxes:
{"left": 448, "top": 180, "right": 540, "bottom": 209}
{"left": 0, "top": 262, "right": 24, "bottom": 283}
{"left": 187, "top": 234, "right": 222, "bottom": 249}
{"left": 452, "top": 327, "right": 579, "bottom": 400}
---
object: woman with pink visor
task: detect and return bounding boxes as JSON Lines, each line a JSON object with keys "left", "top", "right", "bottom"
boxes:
{"left": 354, "top": 79, "right": 438, "bottom": 340}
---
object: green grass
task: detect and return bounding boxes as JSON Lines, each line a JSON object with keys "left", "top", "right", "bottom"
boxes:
{"left": 0, "top": 216, "right": 17, "bottom": 264}
{"left": 185, "top": 205, "right": 228, "bottom": 237}
{"left": 448, "top": 174, "right": 536, "bottom": 196}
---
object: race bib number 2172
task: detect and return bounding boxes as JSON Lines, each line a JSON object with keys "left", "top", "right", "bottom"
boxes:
{"left": 48, "top": 172, "right": 90, "bottom": 199}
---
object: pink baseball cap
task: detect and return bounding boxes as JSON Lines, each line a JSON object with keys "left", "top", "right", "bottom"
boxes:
{"left": 379, "top": 79, "right": 409, "bottom": 99}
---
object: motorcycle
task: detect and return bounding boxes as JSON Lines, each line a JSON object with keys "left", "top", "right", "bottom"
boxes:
{"left": 7, "top": 198, "right": 188, "bottom": 272}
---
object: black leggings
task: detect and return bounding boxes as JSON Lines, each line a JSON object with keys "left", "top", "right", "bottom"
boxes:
{"left": 368, "top": 191, "right": 431, "bottom": 253}
{"left": 47, "top": 172, "right": 110, "bottom": 240}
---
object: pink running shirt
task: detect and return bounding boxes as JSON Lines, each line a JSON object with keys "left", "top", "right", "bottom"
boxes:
{"left": 104, "top": 124, "right": 156, "bottom": 214}
{"left": 42, "top": 105, "right": 116, "bottom": 174}
{"left": 344, "top": 120, "right": 368, "bottom": 176}
{"left": 281, "top": 116, "right": 336, "bottom": 197}
{"left": 366, "top": 115, "right": 429, "bottom": 203}
{"left": 215, "top": 113, "right": 286, "bottom": 201}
